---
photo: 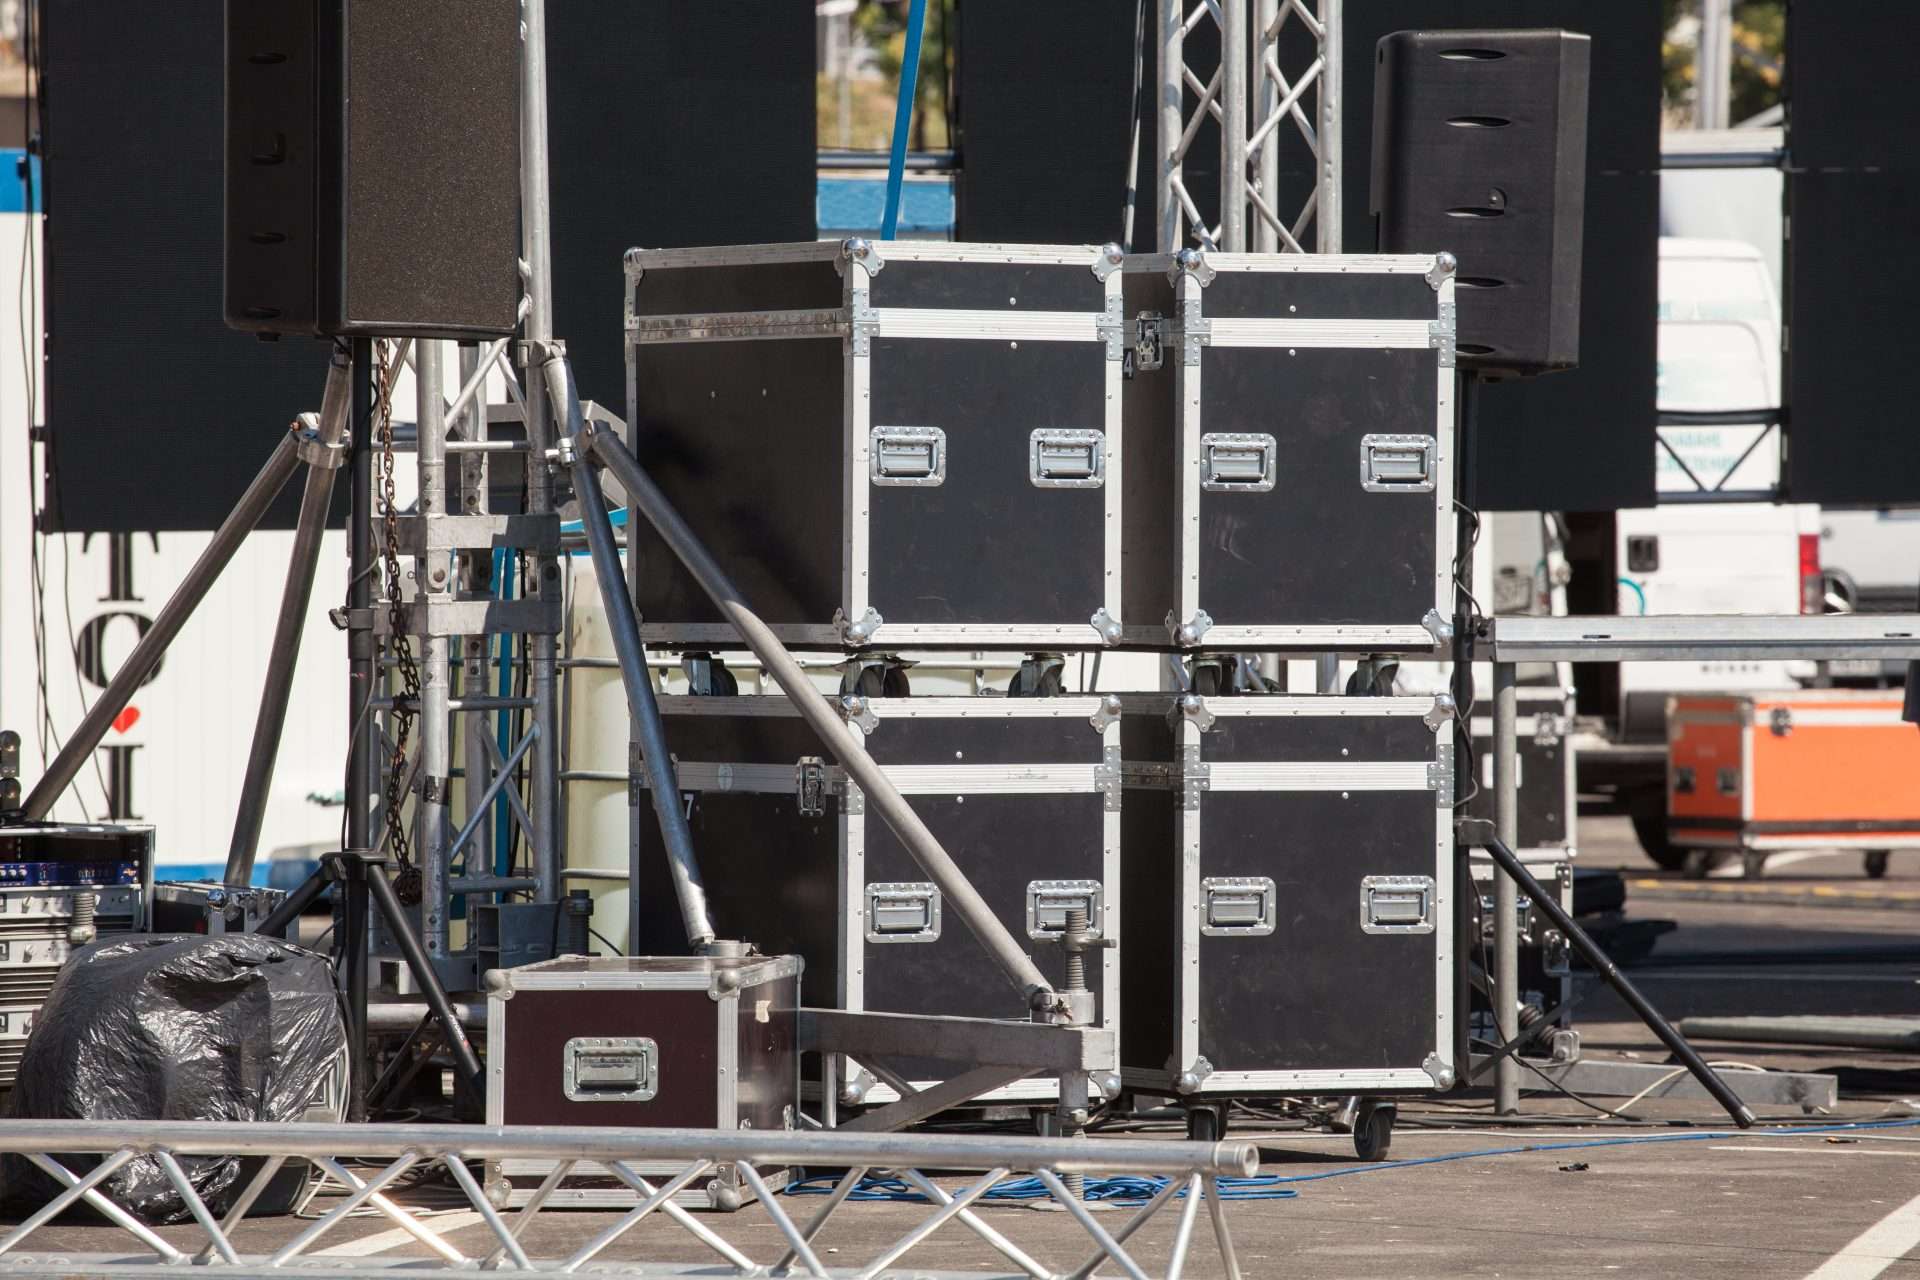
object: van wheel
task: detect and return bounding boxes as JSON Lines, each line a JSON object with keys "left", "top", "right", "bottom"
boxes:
{"left": 1631, "top": 810, "right": 1688, "bottom": 871}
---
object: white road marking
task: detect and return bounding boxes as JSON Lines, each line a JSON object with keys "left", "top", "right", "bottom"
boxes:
{"left": 1710, "top": 1145, "right": 1920, "bottom": 1159}
{"left": 1708, "top": 851, "right": 1830, "bottom": 878}
{"left": 311, "top": 1210, "right": 486, "bottom": 1258}
{"left": 1801, "top": 1191, "right": 1920, "bottom": 1280}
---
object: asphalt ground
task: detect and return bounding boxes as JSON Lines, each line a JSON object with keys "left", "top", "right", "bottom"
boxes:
{"left": 9, "top": 816, "right": 1920, "bottom": 1277}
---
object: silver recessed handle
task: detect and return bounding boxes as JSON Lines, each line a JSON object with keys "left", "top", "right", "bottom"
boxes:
{"left": 1360, "top": 434, "right": 1437, "bottom": 492}
{"left": 871, "top": 426, "right": 946, "bottom": 486}
{"left": 1200, "top": 876, "right": 1275, "bottom": 936}
{"left": 1026, "top": 879, "right": 1105, "bottom": 938}
{"left": 1200, "top": 434, "right": 1277, "bottom": 492}
{"left": 1361, "top": 875, "right": 1435, "bottom": 934}
{"left": 866, "top": 882, "right": 941, "bottom": 942}
{"left": 1030, "top": 429, "right": 1105, "bottom": 488}
{"left": 562, "top": 1036, "right": 658, "bottom": 1102}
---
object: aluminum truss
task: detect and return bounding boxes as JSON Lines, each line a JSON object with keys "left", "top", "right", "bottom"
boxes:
{"left": 1156, "top": 0, "right": 1341, "bottom": 253}
{"left": 0, "top": 1120, "right": 1258, "bottom": 1278}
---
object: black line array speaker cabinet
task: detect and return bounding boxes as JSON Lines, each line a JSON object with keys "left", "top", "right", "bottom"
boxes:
{"left": 1372, "top": 29, "right": 1590, "bottom": 376}
{"left": 223, "top": 0, "right": 521, "bottom": 340}
{"left": 1784, "top": 1, "right": 1920, "bottom": 506}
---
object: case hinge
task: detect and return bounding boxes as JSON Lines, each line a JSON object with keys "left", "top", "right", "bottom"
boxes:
{"left": 1094, "top": 744, "right": 1123, "bottom": 812}
{"left": 849, "top": 285, "right": 878, "bottom": 356}
{"left": 795, "top": 756, "right": 827, "bottom": 817}
{"left": 1427, "top": 742, "right": 1455, "bottom": 802}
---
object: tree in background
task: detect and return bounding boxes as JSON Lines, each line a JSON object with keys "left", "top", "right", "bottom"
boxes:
{"left": 1662, "top": 0, "right": 1785, "bottom": 126}
{"left": 818, "top": 0, "right": 955, "bottom": 152}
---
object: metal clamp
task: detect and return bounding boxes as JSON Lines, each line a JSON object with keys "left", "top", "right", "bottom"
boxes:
{"left": 1361, "top": 876, "right": 1436, "bottom": 934}
{"left": 865, "top": 883, "right": 941, "bottom": 943}
{"left": 1029, "top": 429, "right": 1105, "bottom": 488}
{"left": 1026, "top": 880, "right": 1106, "bottom": 940}
{"left": 1200, "top": 433, "right": 1276, "bottom": 492}
{"left": 870, "top": 427, "right": 945, "bottom": 486}
{"left": 562, "top": 1036, "right": 658, "bottom": 1103}
{"left": 1200, "top": 877, "right": 1275, "bottom": 936}
{"left": 1360, "top": 435, "right": 1437, "bottom": 493}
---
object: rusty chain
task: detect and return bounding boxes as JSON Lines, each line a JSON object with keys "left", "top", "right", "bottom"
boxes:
{"left": 374, "top": 340, "right": 422, "bottom": 903}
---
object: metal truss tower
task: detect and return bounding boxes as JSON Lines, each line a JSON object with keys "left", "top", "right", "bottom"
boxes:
{"left": 1156, "top": 0, "right": 1342, "bottom": 254}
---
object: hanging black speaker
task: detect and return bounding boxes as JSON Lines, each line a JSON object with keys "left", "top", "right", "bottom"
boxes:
{"left": 1371, "top": 29, "right": 1590, "bottom": 377}
{"left": 223, "top": 0, "right": 521, "bottom": 340}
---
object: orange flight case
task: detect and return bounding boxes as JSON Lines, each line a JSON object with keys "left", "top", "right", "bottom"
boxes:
{"left": 1666, "top": 690, "right": 1920, "bottom": 877}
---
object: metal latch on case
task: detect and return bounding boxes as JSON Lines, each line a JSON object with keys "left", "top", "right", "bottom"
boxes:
{"left": 866, "top": 883, "right": 941, "bottom": 942}
{"left": 1199, "top": 876, "right": 1275, "bottom": 935}
{"left": 795, "top": 756, "right": 827, "bottom": 817}
{"left": 1359, "top": 434, "right": 1437, "bottom": 492}
{"left": 1199, "top": 434, "right": 1277, "bottom": 492}
{"left": 1363, "top": 876, "right": 1436, "bottom": 934}
{"left": 1029, "top": 429, "right": 1105, "bottom": 487}
{"left": 562, "top": 1036, "right": 658, "bottom": 1102}
{"left": 870, "top": 426, "right": 945, "bottom": 485}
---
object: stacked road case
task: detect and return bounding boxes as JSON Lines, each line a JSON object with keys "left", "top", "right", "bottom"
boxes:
{"left": 618, "top": 239, "right": 1461, "bottom": 1118}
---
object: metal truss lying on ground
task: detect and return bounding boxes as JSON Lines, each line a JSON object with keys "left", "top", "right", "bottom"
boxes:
{"left": 0, "top": 1120, "right": 1259, "bottom": 1278}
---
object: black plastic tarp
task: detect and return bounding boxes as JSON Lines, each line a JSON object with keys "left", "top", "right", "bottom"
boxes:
{"left": 2, "top": 933, "right": 345, "bottom": 1223}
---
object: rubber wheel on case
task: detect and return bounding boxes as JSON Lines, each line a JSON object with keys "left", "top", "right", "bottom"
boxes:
{"left": 1353, "top": 1103, "right": 1395, "bottom": 1162}
{"left": 1682, "top": 849, "right": 1714, "bottom": 880}
{"left": 1185, "top": 1106, "right": 1221, "bottom": 1143}
{"left": 1866, "top": 850, "right": 1892, "bottom": 879}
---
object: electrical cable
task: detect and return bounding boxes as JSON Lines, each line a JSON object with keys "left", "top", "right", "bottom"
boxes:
{"left": 587, "top": 926, "right": 623, "bottom": 957}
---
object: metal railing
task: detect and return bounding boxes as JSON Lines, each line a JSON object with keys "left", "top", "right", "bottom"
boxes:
{"left": 0, "top": 1120, "right": 1258, "bottom": 1278}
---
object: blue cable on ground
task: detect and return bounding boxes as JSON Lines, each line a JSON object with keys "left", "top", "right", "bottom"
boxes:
{"left": 880, "top": 0, "right": 928, "bottom": 241}
{"left": 782, "top": 1116, "right": 1920, "bottom": 1206}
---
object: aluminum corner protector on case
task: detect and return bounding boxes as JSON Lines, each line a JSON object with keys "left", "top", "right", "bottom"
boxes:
{"left": 1426, "top": 252, "right": 1457, "bottom": 290}
{"left": 1166, "top": 609, "right": 1214, "bottom": 648}
{"left": 835, "top": 607, "right": 884, "bottom": 646}
{"left": 1089, "top": 694, "right": 1124, "bottom": 732}
{"left": 1091, "top": 242, "right": 1127, "bottom": 281}
{"left": 1090, "top": 609, "right": 1125, "bottom": 647}
{"left": 1423, "top": 1052, "right": 1456, "bottom": 1089}
{"left": 1421, "top": 609, "right": 1454, "bottom": 645}
{"left": 837, "top": 695, "right": 879, "bottom": 734}
{"left": 1424, "top": 693, "right": 1455, "bottom": 731}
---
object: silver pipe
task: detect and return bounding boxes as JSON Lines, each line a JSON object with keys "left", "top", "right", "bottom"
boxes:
{"left": 1317, "top": 0, "right": 1342, "bottom": 252}
{"left": 561, "top": 866, "right": 630, "bottom": 881}
{"left": 449, "top": 875, "right": 537, "bottom": 895}
{"left": 449, "top": 727, "right": 538, "bottom": 862}
{"left": 1220, "top": 0, "right": 1248, "bottom": 251}
{"left": 417, "top": 339, "right": 453, "bottom": 973}
{"left": 443, "top": 336, "right": 510, "bottom": 427}
{"left": 446, "top": 439, "right": 530, "bottom": 454}
{"left": 366, "top": 1002, "right": 487, "bottom": 1033}
{"left": 1253, "top": 0, "right": 1278, "bottom": 254}
{"left": 1157, "top": 0, "right": 1184, "bottom": 251}
{"left": 521, "top": 0, "right": 561, "bottom": 905}
{"left": 226, "top": 346, "right": 353, "bottom": 883}
{"left": 1493, "top": 661, "right": 1520, "bottom": 1115}
{"left": 24, "top": 432, "right": 301, "bottom": 819}
{"left": 548, "top": 356, "right": 714, "bottom": 949}
{"left": 0, "top": 1119, "right": 1260, "bottom": 1178}
{"left": 583, "top": 427, "right": 1058, "bottom": 1010}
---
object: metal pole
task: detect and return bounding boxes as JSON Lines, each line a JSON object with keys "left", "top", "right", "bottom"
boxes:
{"left": 456, "top": 342, "right": 493, "bottom": 885}
{"left": 1695, "top": 0, "right": 1732, "bottom": 130}
{"left": 362, "top": 858, "right": 486, "bottom": 1093}
{"left": 520, "top": 0, "right": 561, "bottom": 904}
{"left": 1157, "top": 0, "right": 1184, "bottom": 252}
{"left": 1253, "top": 0, "right": 1278, "bottom": 254}
{"left": 1492, "top": 661, "right": 1520, "bottom": 1115}
{"left": 1469, "top": 823, "right": 1757, "bottom": 1129}
{"left": 225, "top": 346, "right": 353, "bottom": 886}
{"left": 1317, "top": 0, "right": 1342, "bottom": 252}
{"left": 415, "top": 340, "right": 453, "bottom": 974}
{"left": 553, "top": 360, "right": 715, "bottom": 948}
{"left": 341, "top": 857, "right": 371, "bottom": 1123}
{"left": 1220, "top": 0, "right": 1248, "bottom": 252}
{"left": 23, "top": 434, "right": 301, "bottom": 819}
{"left": 348, "top": 339, "right": 377, "bottom": 854}
{"left": 585, "top": 428, "right": 1059, "bottom": 1010}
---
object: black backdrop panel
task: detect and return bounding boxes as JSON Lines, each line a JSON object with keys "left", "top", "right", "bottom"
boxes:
{"left": 45, "top": 0, "right": 322, "bottom": 532}
{"left": 1784, "top": 4, "right": 1920, "bottom": 505}
{"left": 1342, "top": 0, "right": 1660, "bottom": 512}
{"left": 44, "top": 1, "right": 814, "bottom": 532}
{"left": 1785, "top": 171, "right": 1920, "bottom": 506}
{"left": 545, "top": 3, "right": 815, "bottom": 409}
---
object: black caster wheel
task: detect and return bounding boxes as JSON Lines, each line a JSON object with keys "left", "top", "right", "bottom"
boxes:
{"left": 1742, "top": 850, "right": 1767, "bottom": 879}
{"left": 1353, "top": 1103, "right": 1396, "bottom": 1162}
{"left": 1866, "top": 850, "right": 1891, "bottom": 879}
{"left": 1185, "top": 1105, "right": 1222, "bottom": 1143}
{"left": 1682, "top": 849, "right": 1714, "bottom": 880}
